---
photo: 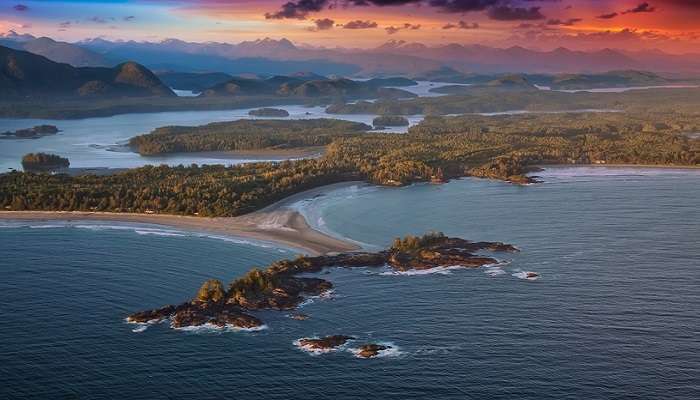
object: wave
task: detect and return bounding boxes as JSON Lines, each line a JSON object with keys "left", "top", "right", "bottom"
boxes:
{"left": 125, "top": 317, "right": 166, "bottom": 333}
{"left": 298, "top": 289, "right": 335, "bottom": 308}
{"left": 27, "top": 224, "right": 67, "bottom": 229}
{"left": 173, "top": 322, "right": 268, "bottom": 333}
{"left": 0, "top": 221, "right": 283, "bottom": 250}
{"left": 379, "top": 265, "right": 471, "bottom": 276}
{"left": 482, "top": 260, "right": 511, "bottom": 277}
{"left": 484, "top": 266, "right": 507, "bottom": 277}
{"left": 134, "top": 230, "right": 186, "bottom": 237}
{"left": 512, "top": 270, "right": 540, "bottom": 281}
{"left": 288, "top": 183, "right": 379, "bottom": 250}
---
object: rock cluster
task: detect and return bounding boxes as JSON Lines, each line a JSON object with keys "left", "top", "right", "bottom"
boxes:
{"left": 128, "top": 233, "right": 518, "bottom": 331}
{"left": 297, "top": 335, "right": 355, "bottom": 351}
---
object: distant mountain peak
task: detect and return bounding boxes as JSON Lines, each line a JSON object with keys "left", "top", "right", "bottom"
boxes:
{"left": 0, "top": 30, "right": 36, "bottom": 42}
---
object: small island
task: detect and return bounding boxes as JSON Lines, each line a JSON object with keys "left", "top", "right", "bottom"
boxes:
{"left": 21, "top": 153, "right": 70, "bottom": 172}
{"left": 296, "top": 335, "right": 355, "bottom": 352}
{"left": 356, "top": 344, "right": 392, "bottom": 358}
{"left": 127, "top": 233, "right": 518, "bottom": 331}
{"left": 248, "top": 108, "right": 290, "bottom": 117}
{"left": 2, "top": 125, "right": 59, "bottom": 139}
{"left": 373, "top": 115, "right": 410, "bottom": 128}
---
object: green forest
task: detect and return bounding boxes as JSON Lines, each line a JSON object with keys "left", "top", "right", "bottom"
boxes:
{"left": 1, "top": 112, "right": 698, "bottom": 217}
{"left": 130, "top": 119, "right": 371, "bottom": 155}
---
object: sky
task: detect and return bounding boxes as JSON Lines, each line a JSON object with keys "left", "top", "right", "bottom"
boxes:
{"left": 1, "top": 0, "right": 700, "bottom": 53}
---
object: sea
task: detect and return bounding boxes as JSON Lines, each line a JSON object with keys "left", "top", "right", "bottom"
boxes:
{"left": 1, "top": 166, "right": 699, "bottom": 399}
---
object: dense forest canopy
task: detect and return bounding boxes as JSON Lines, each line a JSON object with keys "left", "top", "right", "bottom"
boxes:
{"left": 325, "top": 87, "right": 700, "bottom": 116}
{"left": 2, "top": 112, "right": 698, "bottom": 217}
{"left": 4, "top": 84, "right": 700, "bottom": 120}
{"left": 129, "top": 119, "right": 371, "bottom": 155}
{"left": 20, "top": 153, "right": 70, "bottom": 171}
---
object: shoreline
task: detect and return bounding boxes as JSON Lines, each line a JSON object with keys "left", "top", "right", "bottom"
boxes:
{"left": 0, "top": 183, "right": 366, "bottom": 256}
{"left": 537, "top": 163, "right": 700, "bottom": 171}
{"left": 1, "top": 165, "right": 698, "bottom": 253}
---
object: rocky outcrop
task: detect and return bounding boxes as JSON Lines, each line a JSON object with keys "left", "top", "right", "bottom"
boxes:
{"left": 128, "top": 233, "right": 518, "bottom": 331}
{"left": 297, "top": 335, "right": 355, "bottom": 351}
{"left": 126, "top": 287, "right": 264, "bottom": 330}
{"left": 356, "top": 344, "right": 391, "bottom": 358}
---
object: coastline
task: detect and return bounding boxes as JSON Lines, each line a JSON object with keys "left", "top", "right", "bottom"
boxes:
{"left": 0, "top": 182, "right": 365, "bottom": 256}
{"left": 538, "top": 163, "right": 700, "bottom": 170}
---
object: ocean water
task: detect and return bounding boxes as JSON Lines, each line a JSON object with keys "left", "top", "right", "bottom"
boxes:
{"left": 0, "top": 106, "right": 414, "bottom": 171}
{"left": 1, "top": 167, "right": 700, "bottom": 399}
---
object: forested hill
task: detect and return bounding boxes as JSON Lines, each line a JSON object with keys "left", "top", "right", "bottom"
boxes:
{"left": 129, "top": 119, "right": 372, "bottom": 155}
{"left": 0, "top": 45, "right": 174, "bottom": 100}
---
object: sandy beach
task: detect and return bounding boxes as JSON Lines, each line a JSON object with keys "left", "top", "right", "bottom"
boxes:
{"left": 0, "top": 182, "right": 363, "bottom": 255}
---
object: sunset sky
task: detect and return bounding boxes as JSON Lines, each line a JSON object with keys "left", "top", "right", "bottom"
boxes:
{"left": 1, "top": 0, "right": 700, "bottom": 53}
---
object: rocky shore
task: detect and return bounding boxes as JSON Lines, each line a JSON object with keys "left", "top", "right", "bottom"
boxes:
{"left": 128, "top": 232, "right": 518, "bottom": 331}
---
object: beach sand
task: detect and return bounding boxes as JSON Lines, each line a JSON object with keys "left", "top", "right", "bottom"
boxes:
{"left": 0, "top": 182, "right": 363, "bottom": 255}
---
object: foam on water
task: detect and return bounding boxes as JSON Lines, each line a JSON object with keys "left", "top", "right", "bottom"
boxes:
{"left": 482, "top": 261, "right": 511, "bottom": 277}
{"left": 131, "top": 325, "right": 149, "bottom": 333}
{"left": 379, "top": 265, "right": 472, "bottom": 276}
{"left": 512, "top": 271, "right": 540, "bottom": 281}
{"left": 0, "top": 220, "right": 281, "bottom": 250}
{"left": 173, "top": 322, "right": 268, "bottom": 334}
{"left": 298, "top": 289, "right": 336, "bottom": 308}
{"left": 134, "top": 230, "right": 186, "bottom": 237}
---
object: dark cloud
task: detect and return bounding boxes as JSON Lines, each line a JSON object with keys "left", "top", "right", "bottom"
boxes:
{"left": 13, "top": 4, "right": 28, "bottom": 11}
{"left": 443, "top": 20, "right": 479, "bottom": 29}
{"left": 546, "top": 18, "right": 582, "bottom": 26}
{"left": 425, "top": 0, "right": 499, "bottom": 13}
{"left": 343, "top": 20, "right": 379, "bottom": 29}
{"left": 385, "top": 23, "right": 421, "bottom": 34}
{"left": 623, "top": 2, "right": 656, "bottom": 14}
{"left": 265, "top": 0, "right": 327, "bottom": 20}
{"left": 266, "top": 0, "right": 505, "bottom": 20}
{"left": 488, "top": 6, "right": 545, "bottom": 20}
{"left": 597, "top": 12, "right": 618, "bottom": 19}
{"left": 123, "top": 16, "right": 136, "bottom": 22}
{"left": 313, "top": 18, "right": 335, "bottom": 30}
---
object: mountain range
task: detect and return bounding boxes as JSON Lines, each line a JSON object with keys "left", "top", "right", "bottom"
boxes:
{"left": 0, "top": 45, "right": 174, "bottom": 99}
{"left": 6, "top": 31, "right": 700, "bottom": 76}
{"left": 0, "top": 32, "right": 108, "bottom": 67}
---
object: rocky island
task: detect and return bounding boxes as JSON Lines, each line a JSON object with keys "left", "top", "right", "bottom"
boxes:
{"left": 21, "top": 153, "right": 70, "bottom": 172}
{"left": 355, "top": 344, "right": 392, "bottom": 358}
{"left": 2, "top": 125, "right": 59, "bottom": 139}
{"left": 296, "top": 335, "right": 355, "bottom": 352}
{"left": 248, "top": 108, "right": 290, "bottom": 117}
{"left": 373, "top": 115, "right": 410, "bottom": 129}
{"left": 127, "top": 232, "right": 518, "bottom": 331}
